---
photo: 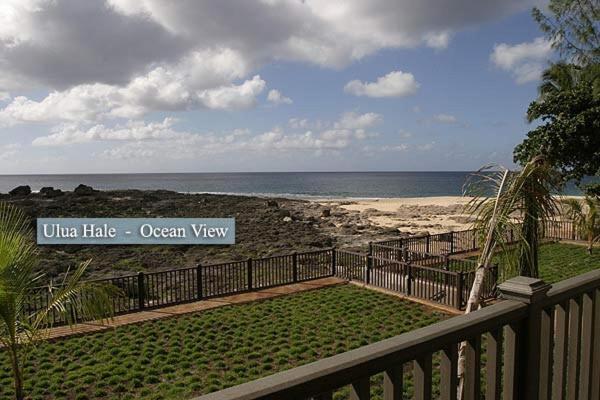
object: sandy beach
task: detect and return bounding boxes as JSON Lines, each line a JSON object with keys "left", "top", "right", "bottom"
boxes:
{"left": 318, "top": 196, "right": 477, "bottom": 235}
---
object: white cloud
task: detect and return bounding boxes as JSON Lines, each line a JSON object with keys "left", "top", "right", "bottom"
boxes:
{"left": 417, "top": 141, "right": 436, "bottom": 151}
{"left": 379, "top": 144, "right": 409, "bottom": 152}
{"left": 490, "top": 37, "right": 552, "bottom": 84}
{"left": 267, "top": 89, "right": 293, "bottom": 105}
{"left": 0, "top": 143, "right": 20, "bottom": 160}
{"left": 344, "top": 71, "right": 419, "bottom": 98}
{"left": 1, "top": 0, "right": 535, "bottom": 91}
{"left": 196, "top": 75, "right": 266, "bottom": 110}
{"left": 424, "top": 32, "right": 451, "bottom": 49}
{"left": 432, "top": 114, "right": 458, "bottom": 124}
{"left": 288, "top": 118, "right": 328, "bottom": 130}
{"left": 32, "top": 118, "right": 179, "bottom": 146}
{"left": 32, "top": 111, "right": 381, "bottom": 162}
{"left": 0, "top": 92, "right": 10, "bottom": 102}
{"left": 0, "top": 0, "right": 536, "bottom": 132}
{"left": 0, "top": 74, "right": 266, "bottom": 126}
{"left": 334, "top": 112, "right": 383, "bottom": 130}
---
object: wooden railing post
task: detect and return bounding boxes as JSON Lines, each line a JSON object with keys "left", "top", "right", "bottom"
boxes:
{"left": 196, "top": 263, "right": 203, "bottom": 300}
{"left": 137, "top": 271, "right": 145, "bottom": 310}
{"left": 247, "top": 258, "right": 253, "bottom": 291}
{"left": 498, "top": 276, "right": 551, "bottom": 400}
{"left": 292, "top": 252, "right": 298, "bottom": 282}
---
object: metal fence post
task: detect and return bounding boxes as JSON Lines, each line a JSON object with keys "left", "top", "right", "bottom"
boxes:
{"left": 366, "top": 242, "right": 373, "bottom": 284}
{"left": 443, "top": 255, "right": 450, "bottom": 285}
{"left": 137, "top": 271, "right": 145, "bottom": 310}
{"left": 426, "top": 235, "right": 430, "bottom": 253}
{"left": 247, "top": 258, "right": 253, "bottom": 291}
{"left": 455, "top": 272, "right": 463, "bottom": 309}
{"left": 292, "top": 252, "right": 298, "bottom": 282}
{"left": 497, "top": 276, "right": 551, "bottom": 400}
{"left": 449, "top": 231, "right": 454, "bottom": 254}
{"left": 406, "top": 263, "right": 412, "bottom": 296}
{"left": 196, "top": 263, "right": 203, "bottom": 300}
{"left": 331, "top": 248, "right": 336, "bottom": 276}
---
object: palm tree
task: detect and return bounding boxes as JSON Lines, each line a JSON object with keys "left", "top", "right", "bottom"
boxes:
{"left": 537, "top": 62, "right": 582, "bottom": 100}
{"left": 531, "top": 62, "right": 600, "bottom": 121}
{"left": 0, "top": 202, "right": 118, "bottom": 400}
{"left": 456, "top": 157, "right": 560, "bottom": 398}
{"left": 562, "top": 196, "right": 600, "bottom": 254}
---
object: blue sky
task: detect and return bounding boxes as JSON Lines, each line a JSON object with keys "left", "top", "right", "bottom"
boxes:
{"left": 0, "top": 0, "right": 553, "bottom": 173}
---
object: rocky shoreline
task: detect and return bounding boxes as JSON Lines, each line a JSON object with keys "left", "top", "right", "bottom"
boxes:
{"left": 1, "top": 185, "right": 402, "bottom": 279}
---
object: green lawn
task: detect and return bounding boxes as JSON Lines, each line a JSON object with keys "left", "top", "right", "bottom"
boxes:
{"left": 0, "top": 285, "right": 446, "bottom": 400}
{"left": 470, "top": 242, "right": 600, "bottom": 283}
{"left": 537, "top": 243, "right": 600, "bottom": 283}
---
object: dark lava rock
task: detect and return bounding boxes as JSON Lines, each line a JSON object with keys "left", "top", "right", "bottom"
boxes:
{"left": 40, "top": 187, "right": 63, "bottom": 198}
{"left": 278, "top": 209, "right": 291, "bottom": 218}
{"left": 266, "top": 200, "right": 279, "bottom": 208}
{"left": 9, "top": 185, "right": 31, "bottom": 196}
{"left": 74, "top": 184, "right": 95, "bottom": 196}
{"left": 321, "top": 209, "right": 331, "bottom": 217}
{"left": 3, "top": 190, "right": 338, "bottom": 280}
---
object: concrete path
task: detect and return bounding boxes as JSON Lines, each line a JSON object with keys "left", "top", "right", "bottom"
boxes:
{"left": 42, "top": 277, "right": 346, "bottom": 341}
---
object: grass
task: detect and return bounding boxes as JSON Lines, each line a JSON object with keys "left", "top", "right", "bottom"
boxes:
{"left": 4, "top": 243, "right": 595, "bottom": 399}
{"left": 468, "top": 242, "right": 600, "bottom": 283}
{"left": 0, "top": 284, "right": 446, "bottom": 400}
{"left": 537, "top": 243, "right": 600, "bottom": 283}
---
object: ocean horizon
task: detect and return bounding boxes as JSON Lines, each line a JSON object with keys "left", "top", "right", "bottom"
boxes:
{"left": 0, "top": 172, "right": 591, "bottom": 199}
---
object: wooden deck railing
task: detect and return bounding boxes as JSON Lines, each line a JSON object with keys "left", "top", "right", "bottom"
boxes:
{"left": 193, "top": 269, "right": 600, "bottom": 400}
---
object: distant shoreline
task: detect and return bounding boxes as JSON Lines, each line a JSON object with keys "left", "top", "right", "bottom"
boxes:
{"left": 0, "top": 171, "right": 591, "bottom": 198}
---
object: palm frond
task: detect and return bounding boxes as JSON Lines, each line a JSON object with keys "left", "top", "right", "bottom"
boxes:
{"left": 32, "top": 260, "right": 120, "bottom": 333}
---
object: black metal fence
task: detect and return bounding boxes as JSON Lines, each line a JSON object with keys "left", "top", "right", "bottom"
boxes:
{"left": 28, "top": 219, "right": 580, "bottom": 325}
{"left": 372, "top": 219, "right": 579, "bottom": 259}
{"left": 28, "top": 249, "right": 335, "bottom": 325}
{"left": 337, "top": 246, "right": 497, "bottom": 309}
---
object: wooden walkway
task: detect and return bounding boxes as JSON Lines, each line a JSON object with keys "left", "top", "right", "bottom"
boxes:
{"left": 42, "top": 277, "right": 345, "bottom": 341}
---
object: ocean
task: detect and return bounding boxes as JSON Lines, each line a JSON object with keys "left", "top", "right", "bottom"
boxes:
{"left": 0, "top": 172, "right": 590, "bottom": 199}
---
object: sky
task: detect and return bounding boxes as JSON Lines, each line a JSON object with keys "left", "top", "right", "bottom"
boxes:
{"left": 0, "top": 0, "right": 556, "bottom": 174}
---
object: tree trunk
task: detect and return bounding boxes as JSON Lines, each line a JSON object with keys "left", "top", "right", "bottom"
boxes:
{"left": 8, "top": 345, "right": 23, "bottom": 400}
{"left": 457, "top": 169, "right": 509, "bottom": 400}
{"left": 518, "top": 217, "right": 539, "bottom": 277}
{"left": 518, "top": 194, "right": 540, "bottom": 277}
